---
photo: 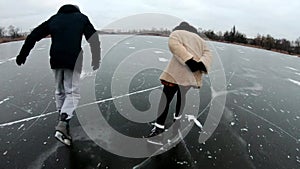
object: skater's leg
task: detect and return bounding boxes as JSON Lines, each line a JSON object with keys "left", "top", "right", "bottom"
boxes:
{"left": 147, "top": 85, "right": 178, "bottom": 140}
{"left": 53, "top": 69, "right": 66, "bottom": 112}
{"left": 174, "top": 86, "right": 190, "bottom": 120}
{"left": 155, "top": 85, "right": 178, "bottom": 127}
{"left": 60, "top": 69, "right": 81, "bottom": 120}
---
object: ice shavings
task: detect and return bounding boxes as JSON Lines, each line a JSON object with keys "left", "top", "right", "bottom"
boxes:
{"left": 185, "top": 115, "right": 203, "bottom": 130}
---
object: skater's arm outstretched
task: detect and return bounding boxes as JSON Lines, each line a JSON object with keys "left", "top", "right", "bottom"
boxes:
{"left": 16, "top": 20, "right": 50, "bottom": 65}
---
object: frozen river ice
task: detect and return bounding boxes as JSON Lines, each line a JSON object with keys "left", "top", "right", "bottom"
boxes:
{"left": 0, "top": 35, "right": 299, "bottom": 169}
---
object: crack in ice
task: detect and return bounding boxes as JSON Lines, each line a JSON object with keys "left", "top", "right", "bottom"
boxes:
{"left": 0, "top": 86, "right": 162, "bottom": 127}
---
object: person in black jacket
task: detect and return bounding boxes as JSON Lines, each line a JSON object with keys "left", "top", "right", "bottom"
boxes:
{"left": 16, "top": 4, "right": 101, "bottom": 146}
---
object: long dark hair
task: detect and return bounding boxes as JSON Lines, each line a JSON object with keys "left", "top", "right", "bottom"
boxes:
{"left": 172, "top": 22, "right": 198, "bottom": 34}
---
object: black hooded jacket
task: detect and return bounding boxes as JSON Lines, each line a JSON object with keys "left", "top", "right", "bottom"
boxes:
{"left": 18, "top": 4, "right": 100, "bottom": 71}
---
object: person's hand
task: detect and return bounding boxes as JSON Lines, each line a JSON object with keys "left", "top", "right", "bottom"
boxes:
{"left": 198, "top": 61, "right": 207, "bottom": 73}
{"left": 16, "top": 55, "right": 26, "bottom": 66}
{"left": 185, "top": 58, "right": 198, "bottom": 72}
{"left": 92, "top": 62, "right": 100, "bottom": 71}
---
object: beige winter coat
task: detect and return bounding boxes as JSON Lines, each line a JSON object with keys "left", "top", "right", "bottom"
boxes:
{"left": 160, "top": 30, "right": 212, "bottom": 88}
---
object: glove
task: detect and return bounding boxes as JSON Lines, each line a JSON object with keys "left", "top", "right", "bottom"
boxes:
{"left": 16, "top": 55, "right": 26, "bottom": 66}
{"left": 185, "top": 59, "right": 198, "bottom": 72}
{"left": 198, "top": 61, "right": 207, "bottom": 72}
{"left": 92, "top": 62, "right": 100, "bottom": 71}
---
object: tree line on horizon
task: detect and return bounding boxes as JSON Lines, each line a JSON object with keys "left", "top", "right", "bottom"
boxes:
{"left": 0, "top": 25, "right": 25, "bottom": 39}
{"left": 201, "top": 26, "right": 300, "bottom": 55}
{"left": 1, "top": 24, "right": 299, "bottom": 56}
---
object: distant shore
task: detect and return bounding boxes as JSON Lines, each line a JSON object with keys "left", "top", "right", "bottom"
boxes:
{"left": 1, "top": 34, "right": 299, "bottom": 57}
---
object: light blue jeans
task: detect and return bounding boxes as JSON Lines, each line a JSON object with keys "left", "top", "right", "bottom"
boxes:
{"left": 53, "top": 69, "right": 81, "bottom": 120}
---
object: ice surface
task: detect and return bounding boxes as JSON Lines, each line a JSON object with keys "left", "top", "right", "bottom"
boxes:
{"left": 1, "top": 36, "right": 300, "bottom": 169}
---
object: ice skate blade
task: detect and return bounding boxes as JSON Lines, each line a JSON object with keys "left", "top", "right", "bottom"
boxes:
{"left": 55, "top": 131, "right": 72, "bottom": 146}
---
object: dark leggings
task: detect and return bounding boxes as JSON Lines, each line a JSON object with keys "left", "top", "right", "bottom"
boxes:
{"left": 156, "top": 84, "right": 190, "bottom": 126}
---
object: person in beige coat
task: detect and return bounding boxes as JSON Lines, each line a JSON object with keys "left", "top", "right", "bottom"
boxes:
{"left": 148, "top": 22, "right": 212, "bottom": 138}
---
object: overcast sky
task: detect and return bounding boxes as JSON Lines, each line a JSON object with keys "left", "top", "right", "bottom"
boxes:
{"left": 0, "top": 0, "right": 299, "bottom": 41}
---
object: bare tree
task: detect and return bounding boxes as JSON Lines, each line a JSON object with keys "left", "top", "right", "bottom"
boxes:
{"left": 8, "top": 25, "right": 21, "bottom": 38}
{"left": 295, "top": 37, "right": 300, "bottom": 47}
{"left": 0, "top": 26, "right": 5, "bottom": 38}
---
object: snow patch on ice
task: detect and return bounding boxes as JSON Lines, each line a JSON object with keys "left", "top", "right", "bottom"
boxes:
{"left": 185, "top": 115, "right": 203, "bottom": 130}
{"left": 216, "top": 46, "right": 225, "bottom": 50}
{"left": 0, "top": 97, "right": 10, "bottom": 105}
{"left": 80, "top": 71, "right": 97, "bottom": 80}
{"left": 240, "top": 128, "right": 248, "bottom": 132}
{"left": 286, "top": 66, "right": 298, "bottom": 71}
{"left": 35, "top": 48, "right": 45, "bottom": 51}
{"left": 237, "top": 49, "right": 245, "bottom": 54}
{"left": 17, "top": 124, "right": 24, "bottom": 130}
{"left": 8, "top": 57, "right": 16, "bottom": 61}
{"left": 241, "top": 57, "right": 250, "bottom": 61}
{"left": 158, "top": 57, "right": 168, "bottom": 62}
{"left": 154, "top": 50, "right": 164, "bottom": 54}
{"left": 176, "top": 161, "right": 188, "bottom": 165}
{"left": 129, "top": 46, "right": 135, "bottom": 49}
{"left": 287, "top": 78, "right": 300, "bottom": 86}
{"left": 0, "top": 57, "right": 16, "bottom": 65}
